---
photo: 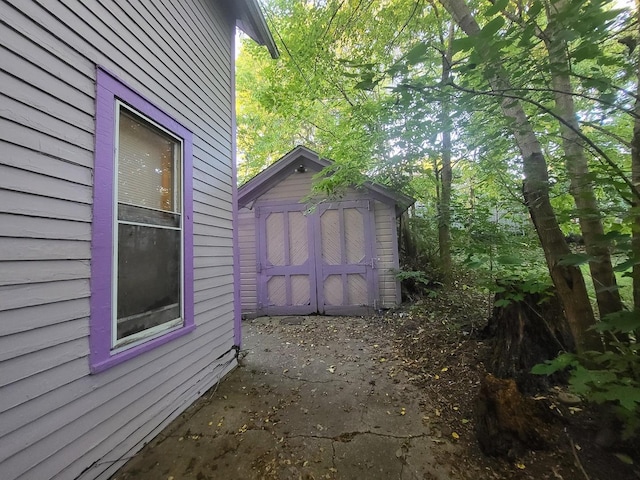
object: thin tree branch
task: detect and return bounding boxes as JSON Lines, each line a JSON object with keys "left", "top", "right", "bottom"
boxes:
{"left": 582, "top": 121, "right": 632, "bottom": 148}
{"left": 447, "top": 81, "right": 640, "bottom": 202}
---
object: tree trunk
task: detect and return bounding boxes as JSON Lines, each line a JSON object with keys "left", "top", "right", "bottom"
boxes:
{"left": 632, "top": 0, "right": 640, "bottom": 311}
{"left": 485, "top": 284, "right": 574, "bottom": 393}
{"left": 545, "top": 0, "right": 623, "bottom": 319}
{"left": 438, "top": 25, "right": 454, "bottom": 284}
{"left": 439, "top": 0, "right": 599, "bottom": 352}
{"left": 474, "top": 374, "right": 547, "bottom": 458}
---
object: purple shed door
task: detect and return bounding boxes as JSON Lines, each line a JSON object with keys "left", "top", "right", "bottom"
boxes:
{"left": 257, "top": 204, "right": 318, "bottom": 315}
{"left": 315, "top": 200, "right": 378, "bottom": 315}
{"left": 256, "top": 200, "right": 377, "bottom": 316}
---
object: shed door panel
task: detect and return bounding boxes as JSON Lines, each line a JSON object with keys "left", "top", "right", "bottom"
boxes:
{"left": 316, "top": 201, "right": 377, "bottom": 315}
{"left": 258, "top": 205, "right": 317, "bottom": 315}
{"left": 256, "top": 200, "right": 377, "bottom": 316}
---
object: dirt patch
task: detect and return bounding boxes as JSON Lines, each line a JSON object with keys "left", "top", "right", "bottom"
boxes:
{"left": 384, "top": 285, "right": 640, "bottom": 480}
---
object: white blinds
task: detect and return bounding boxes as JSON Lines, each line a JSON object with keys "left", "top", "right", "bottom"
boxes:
{"left": 117, "top": 108, "right": 181, "bottom": 213}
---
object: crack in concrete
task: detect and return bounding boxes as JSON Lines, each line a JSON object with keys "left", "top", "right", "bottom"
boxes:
{"left": 331, "top": 440, "right": 337, "bottom": 475}
{"left": 281, "top": 374, "right": 353, "bottom": 385}
{"left": 288, "top": 431, "right": 431, "bottom": 442}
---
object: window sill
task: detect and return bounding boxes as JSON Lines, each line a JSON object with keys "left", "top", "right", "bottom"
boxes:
{"left": 90, "top": 323, "right": 196, "bottom": 374}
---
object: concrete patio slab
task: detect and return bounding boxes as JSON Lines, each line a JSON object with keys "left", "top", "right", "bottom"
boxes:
{"left": 111, "top": 316, "right": 459, "bottom": 480}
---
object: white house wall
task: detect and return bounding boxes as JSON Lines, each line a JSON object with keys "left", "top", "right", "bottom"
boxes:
{"left": 0, "top": 1, "right": 238, "bottom": 479}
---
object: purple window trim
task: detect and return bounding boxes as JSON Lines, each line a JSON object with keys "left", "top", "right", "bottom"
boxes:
{"left": 90, "top": 66, "right": 195, "bottom": 374}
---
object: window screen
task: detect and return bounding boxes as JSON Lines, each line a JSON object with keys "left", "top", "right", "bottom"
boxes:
{"left": 115, "top": 104, "right": 183, "bottom": 346}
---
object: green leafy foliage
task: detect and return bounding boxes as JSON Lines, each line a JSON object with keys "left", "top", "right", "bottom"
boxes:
{"left": 533, "top": 312, "right": 640, "bottom": 437}
{"left": 238, "top": 0, "right": 639, "bottom": 368}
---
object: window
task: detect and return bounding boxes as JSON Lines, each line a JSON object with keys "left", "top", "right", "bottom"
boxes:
{"left": 90, "top": 68, "right": 194, "bottom": 373}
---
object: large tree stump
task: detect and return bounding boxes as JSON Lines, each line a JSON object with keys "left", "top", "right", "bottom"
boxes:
{"left": 474, "top": 374, "right": 547, "bottom": 458}
{"left": 484, "top": 283, "right": 575, "bottom": 393}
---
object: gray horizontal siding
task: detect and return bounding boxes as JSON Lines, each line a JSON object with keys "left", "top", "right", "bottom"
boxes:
{"left": 4, "top": 337, "right": 234, "bottom": 480}
{"left": 238, "top": 207, "right": 258, "bottom": 314}
{"left": 0, "top": 313, "right": 231, "bottom": 434}
{"left": 0, "top": 279, "right": 91, "bottom": 311}
{"left": 0, "top": 0, "right": 240, "bottom": 479}
{"left": 1, "top": 141, "right": 93, "bottom": 185}
{"left": 0, "top": 319, "right": 88, "bottom": 363}
{"left": 0, "top": 238, "right": 90, "bottom": 261}
{"left": 0, "top": 214, "right": 91, "bottom": 240}
{"left": 0, "top": 299, "right": 90, "bottom": 337}
{"left": 0, "top": 337, "right": 87, "bottom": 388}
{"left": 0, "top": 165, "right": 92, "bottom": 204}
{"left": 0, "top": 190, "right": 91, "bottom": 222}
{"left": 0, "top": 260, "right": 90, "bottom": 286}
{"left": 0, "top": 117, "right": 93, "bottom": 167}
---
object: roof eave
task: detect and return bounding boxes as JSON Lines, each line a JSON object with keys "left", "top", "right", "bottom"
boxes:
{"left": 235, "top": 0, "right": 279, "bottom": 59}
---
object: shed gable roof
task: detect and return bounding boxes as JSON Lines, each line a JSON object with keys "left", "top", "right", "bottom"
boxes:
{"left": 237, "top": 146, "right": 414, "bottom": 215}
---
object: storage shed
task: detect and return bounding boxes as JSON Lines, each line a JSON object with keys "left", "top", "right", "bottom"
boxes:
{"left": 238, "top": 146, "right": 414, "bottom": 317}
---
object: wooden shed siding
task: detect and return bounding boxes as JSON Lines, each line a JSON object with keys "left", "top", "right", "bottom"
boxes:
{"left": 374, "top": 201, "right": 399, "bottom": 307}
{"left": 238, "top": 207, "right": 258, "bottom": 313}
{"left": 257, "top": 170, "right": 316, "bottom": 202}
{"left": 0, "top": 0, "right": 240, "bottom": 479}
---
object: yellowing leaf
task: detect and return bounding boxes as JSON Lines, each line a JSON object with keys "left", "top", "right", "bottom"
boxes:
{"left": 441, "top": 367, "right": 449, "bottom": 372}
{"left": 516, "top": 463, "right": 526, "bottom": 469}
{"left": 615, "top": 453, "right": 633, "bottom": 465}
{"left": 434, "top": 374, "right": 440, "bottom": 379}
{"left": 452, "top": 432, "right": 459, "bottom": 439}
